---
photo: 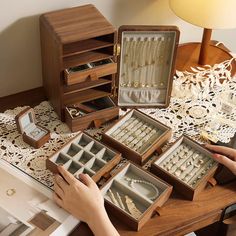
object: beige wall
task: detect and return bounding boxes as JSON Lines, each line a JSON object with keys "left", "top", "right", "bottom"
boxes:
{"left": 1, "top": 0, "right": 236, "bottom": 97}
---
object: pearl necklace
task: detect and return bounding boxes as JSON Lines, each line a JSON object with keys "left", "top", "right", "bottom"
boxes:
{"left": 125, "top": 177, "right": 159, "bottom": 200}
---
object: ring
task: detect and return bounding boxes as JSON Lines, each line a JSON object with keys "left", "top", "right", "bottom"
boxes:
{"left": 6, "top": 188, "right": 16, "bottom": 196}
{"left": 30, "top": 129, "right": 40, "bottom": 137}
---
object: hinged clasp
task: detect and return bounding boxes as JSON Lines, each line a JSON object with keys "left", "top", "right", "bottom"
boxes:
{"left": 113, "top": 43, "right": 121, "bottom": 56}
{"left": 112, "top": 85, "right": 118, "bottom": 97}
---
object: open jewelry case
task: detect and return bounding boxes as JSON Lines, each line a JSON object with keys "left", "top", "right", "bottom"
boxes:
{"left": 100, "top": 162, "right": 172, "bottom": 231}
{"left": 15, "top": 107, "right": 50, "bottom": 148}
{"left": 151, "top": 135, "right": 219, "bottom": 200}
{"left": 46, "top": 132, "right": 121, "bottom": 182}
{"left": 115, "top": 25, "right": 180, "bottom": 108}
{"left": 40, "top": 5, "right": 180, "bottom": 132}
{"left": 102, "top": 109, "right": 172, "bottom": 165}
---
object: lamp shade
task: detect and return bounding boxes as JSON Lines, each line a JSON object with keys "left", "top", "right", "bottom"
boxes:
{"left": 170, "top": 0, "right": 236, "bottom": 29}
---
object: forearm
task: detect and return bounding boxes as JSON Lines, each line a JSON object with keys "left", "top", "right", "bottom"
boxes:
{"left": 88, "top": 207, "right": 119, "bottom": 236}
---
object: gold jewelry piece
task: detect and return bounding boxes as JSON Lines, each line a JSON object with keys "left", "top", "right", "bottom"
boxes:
{"left": 6, "top": 188, "right": 16, "bottom": 196}
{"left": 108, "top": 189, "right": 119, "bottom": 207}
{"left": 68, "top": 107, "right": 85, "bottom": 118}
{"left": 116, "top": 192, "right": 125, "bottom": 210}
{"left": 125, "top": 195, "right": 142, "bottom": 219}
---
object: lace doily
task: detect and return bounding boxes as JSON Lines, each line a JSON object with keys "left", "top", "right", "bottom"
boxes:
{"left": 141, "top": 59, "right": 236, "bottom": 144}
{"left": 0, "top": 60, "right": 236, "bottom": 187}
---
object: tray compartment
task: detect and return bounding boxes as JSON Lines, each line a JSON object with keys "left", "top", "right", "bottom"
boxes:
{"left": 100, "top": 162, "right": 172, "bottom": 231}
{"left": 102, "top": 109, "right": 172, "bottom": 165}
{"left": 151, "top": 135, "right": 219, "bottom": 200}
{"left": 46, "top": 132, "right": 122, "bottom": 183}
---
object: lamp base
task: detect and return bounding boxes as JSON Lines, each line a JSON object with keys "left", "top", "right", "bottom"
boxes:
{"left": 175, "top": 42, "right": 236, "bottom": 75}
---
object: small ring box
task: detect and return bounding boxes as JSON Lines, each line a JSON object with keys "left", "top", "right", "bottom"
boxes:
{"left": 15, "top": 107, "right": 50, "bottom": 148}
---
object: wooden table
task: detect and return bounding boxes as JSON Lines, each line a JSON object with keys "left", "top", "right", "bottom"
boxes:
{"left": 175, "top": 42, "right": 236, "bottom": 76}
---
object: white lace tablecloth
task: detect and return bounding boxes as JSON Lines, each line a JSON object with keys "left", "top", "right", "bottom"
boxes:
{"left": 1, "top": 60, "right": 236, "bottom": 187}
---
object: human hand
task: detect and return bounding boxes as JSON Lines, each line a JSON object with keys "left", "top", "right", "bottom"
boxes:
{"left": 53, "top": 166, "right": 105, "bottom": 224}
{"left": 205, "top": 144, "right": 236, "bottom": 175}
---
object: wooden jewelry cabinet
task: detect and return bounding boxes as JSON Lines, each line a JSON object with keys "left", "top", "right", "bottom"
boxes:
{"left": 40, "top": 5, "right": 119, "bottom": 132}
{"left": 40, "top": 4, "right": 179, "bottom": 132}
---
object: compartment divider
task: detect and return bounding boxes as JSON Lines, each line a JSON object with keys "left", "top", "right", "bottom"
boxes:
{"left": 67, "top": 161, "right": 82, "bottom": 174}
{"left": 84, "top": 167, "right": 96, "bottom": 176}
{"left": 74, "top": 167, "right": 85, "bottom": 179}
{"left": 63, "top": 160, "right": 73, "bottom": 170}
{"left": 72, "top": 149, "right": 85, "bottom": 162}
{"left": 84, "top": 141, "right": 94, "bottom": 151}
{"left": 52, "top": 153, "right": 71, "bottom": 164}
{"left": 83, "top": 156, "right": 96, "bottom": 169}
{"left": 113, "top": 179, "right": 153, "bottom": 205}
{"left": 94, "top": 156, "right": 107, "bottom": 165}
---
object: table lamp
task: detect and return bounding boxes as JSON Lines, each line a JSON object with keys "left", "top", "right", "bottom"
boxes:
{"left": 169, "top": 0, "right": 236, "bottom": 72}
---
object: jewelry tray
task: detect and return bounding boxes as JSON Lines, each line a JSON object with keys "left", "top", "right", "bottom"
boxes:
{"left": 46, "top": 132, "right": 121, "bottom": 182}
{"left": 151, "top": 135, "right": 219, "bottom": 200}
{"left": 101, "top": 162, "right": 172, "bottom": 231}
{"left": 64, "top": 58, "right": 117, "bottom": 86}
{"left": 102, "top": 109, "right": 172, "bottom": 165}
{"left": 65, "top": 96, "right": 119, "bottom": 132}
{"left": 15, "top": 107, "right": 50, "bottom": 148}
{"left": 115, "top": 25, "right": 180, "bottom": 108}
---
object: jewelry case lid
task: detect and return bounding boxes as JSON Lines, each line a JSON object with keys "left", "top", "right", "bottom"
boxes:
{"left": 15, "top": 107, "right": 37, "bottom": 134}
{"left": 115, "top": 25, "right": 180, "bottom": 108}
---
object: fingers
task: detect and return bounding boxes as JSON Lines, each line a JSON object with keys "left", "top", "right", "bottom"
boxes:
{"left": 53, "top": 192, "right": 63, "bottom": 207}
{"left": 205, "top": 144, "right": 236, "bottom": 160}
{"left": 79, "top": 173, "right": 96, "bottom": 188}
{"left": 55, "top": 174, "right": 69, "bottom": 191}
{"left": 57, "top": 166, "right": 91, "bottom": 192}
{"left": 212, "top": 153, "right": 236, "bottom": 175}
{"left": 58, "top": 165, "right": 76, "bottom": 185}
{"left": 54, "top": 180, "right": 64, "bottom": 199}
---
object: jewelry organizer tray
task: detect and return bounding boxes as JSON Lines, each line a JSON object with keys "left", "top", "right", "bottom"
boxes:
{"left": 15, "top": 107, "right": 50, "bottom": 148}
{"left": 46, "top": 132, "right": 121, "bottom": 182}
{"left": 64, "top": 58, "right": 117, "bottom": 86}
{"left": 102, "top": 109, "right": 172, "bottom": 165}
{"left": 101, "top": 162, "right": 172, "bottom": 231}
{"left": 151, "top": 135, "right": 219, "bottom": 200}
{"left": 65, "top": 96, "right": 119, "bottom": 132}
{"left": 116, "top": 25, "right": 180, "bottom": 108}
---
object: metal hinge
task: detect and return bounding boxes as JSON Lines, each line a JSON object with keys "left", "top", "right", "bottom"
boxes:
{"left": 113, "top": 43, "right": 121, "bottom": 56}
{"left": 112, "top": 85, "right": 118, "bottom": 97}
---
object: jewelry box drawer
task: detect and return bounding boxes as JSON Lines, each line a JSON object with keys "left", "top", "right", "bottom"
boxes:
{"left": 151, "top": 135, "right": 219, "bottom": 200}
{"left": 65, "top": 96, "right": 119, "bottom": 132}
{"left": 101, "top": 162, "right": 172, "bottom": 231}
{"left": 102, "top": 109, "right": 172, "bottom": 165}
{"left": 46, "top": 132, "right": 121, "bottom": 183}
{"left": 64, "top": 58, "right": 117, "bottom": 86}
